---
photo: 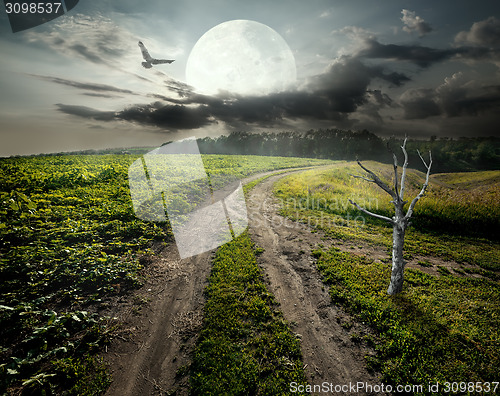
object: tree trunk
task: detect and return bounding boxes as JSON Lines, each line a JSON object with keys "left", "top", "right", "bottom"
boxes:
{"left": 350, "top": 139, "right": 431, "bottom": 294}
{"left": 387, "top": 220, "right": 406, "bottom": 295}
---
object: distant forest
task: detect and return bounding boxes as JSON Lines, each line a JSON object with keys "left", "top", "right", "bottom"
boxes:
{"left": 28, "top": 129, "right": 499, "bottom": 173}
{"left": 197, "top": 130, "right": 500, "bottom": 173}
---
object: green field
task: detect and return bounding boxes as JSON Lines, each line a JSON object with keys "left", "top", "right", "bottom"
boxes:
{"left": 0, "top": 154, "right": 329, "bottom": 394}
{"left": 275, "top": 163, "right": 500, "bottom": 388}
{"left": 1, "top": 154, "right": 499, "bottom": 394}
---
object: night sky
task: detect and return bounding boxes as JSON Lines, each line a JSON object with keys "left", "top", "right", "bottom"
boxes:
{"left": 1, "top": 0, "right": 499, "bottom": 156}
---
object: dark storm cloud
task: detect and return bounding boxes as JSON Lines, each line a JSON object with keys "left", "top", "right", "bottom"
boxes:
{"left": 455, "top": 16, "right": 500, "bottom": 47}
{"left": 55, "top": 56, "right": 411, "bottom": 131}
{"left": 163, "top": 78, "right": 195, "bottom": 97}
{"left": 440, "top": 85, "right": 500, "bottom": 117}
{"left": 148, "top": 70, "right": 195, "bottom": 97}
{"left": 368, "top": 90, "right": 393, "bottom": 107}
{"left": 112, "top": 56, "right": 408, "bottom": 129}
{"left": 401, "top": 9, "right": 433, "bottom": 37}
{"left": 52, "top": 41, "right": 499, "bottom": 135}
{"left": 118, "top": 102, "right": 213, "bottom": 129}
{"left": 32, "top": 75, "right": 134, "bottom": 94}
{"left": 455, "top": 46, "right": 500, "bottom": 62}
{"left": 399, "top": 73, "right": 500, "bottom": 120}
{"left": 69, "top": 44, "right": 105, "bottom": 64}
{"left": 358, "top": 37, "right": 500, "bottom": 68}
{"left": 306, "top": 56, "right": 408, "bottom": 112}
{"left": 230, "top": 56, "right": 408, "bottom": 121}
{"left": 400, "top": 88, "right": 441, "bottom": 119}
{"left": 56, "top": 104, "right": 116, "bottom": 121}
{"left": 56, "top": 101, "right": 214, "bottom": 130}
{"left": 348, "top": 89, "right": 395, "bottom": 128}
{"left": 358, "top": 38, "right": 455, "bottom": 67}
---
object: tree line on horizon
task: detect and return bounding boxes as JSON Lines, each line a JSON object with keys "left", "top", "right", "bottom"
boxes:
{"left": 17, "top": 129, "right": 499, "bottom": 173}
{"left": 197, "top": 129, "right": 500, "bottom": 173}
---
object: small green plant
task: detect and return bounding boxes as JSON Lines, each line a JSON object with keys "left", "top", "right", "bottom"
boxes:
{"left": 436, "top": 265, "right": 452, "bottom": 276}
{"left": 176, "top": 364, "right": 190, "bottom": 377}
{"left": 417, "top": 260, "right": 433, "bottom": 268}
{"left": 52, "top": 354, "right": 110, "bottom": 395}
{"left": 254, "top": 247, "right": 265, "bottom": 255}
{"left": 340, "top": 320, "right": 353, "bottom": 330}
{"left": 350, "top": 332, "right": 362, "bottom": 343}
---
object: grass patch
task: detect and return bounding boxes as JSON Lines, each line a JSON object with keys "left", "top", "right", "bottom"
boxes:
{"left": 314, "top": 247, "right": 500, "bottom": 387}
{"left": 190, "top": 232, "right": 308, "bottom": 395}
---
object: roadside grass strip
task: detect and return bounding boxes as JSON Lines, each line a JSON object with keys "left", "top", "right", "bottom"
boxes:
{"left": 313, "top": 247, "right": 500, "bottom": 389}
{"left": 191, "top": 232, "right": 308, "bottom": 395}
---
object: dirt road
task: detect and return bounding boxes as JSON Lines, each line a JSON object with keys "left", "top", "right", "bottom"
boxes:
{"left": 246, "top": 170, "right": 381, "bottom": 392}
{"left": 104, "top": 167, "right": 380, "bottom": 395}
{"left": 103, "top": 243, "right": 210, "bottom": 395}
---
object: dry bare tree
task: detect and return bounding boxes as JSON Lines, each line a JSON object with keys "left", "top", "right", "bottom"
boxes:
{"left": 349, "top": 138, "right": 432, "bottom": 295}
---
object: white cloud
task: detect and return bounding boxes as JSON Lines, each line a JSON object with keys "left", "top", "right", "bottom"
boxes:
{"left": 335, "top": 26, "right": 375, "bottom": 41}
{"left": 401, "top": 9, "right": 432, "bottom": 37}
{"left": 23, "top": 14, "right": 136, "bottom": 66}
{"left": 319, "top": 9, "right": 332, "bottom": 18}
{"left": 332, "top": 26, "right": 376, "bottom": 56}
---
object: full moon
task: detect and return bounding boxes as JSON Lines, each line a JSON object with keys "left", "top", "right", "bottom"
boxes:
{"left": 186, "top": 20, "right": 296, "bottom": 96}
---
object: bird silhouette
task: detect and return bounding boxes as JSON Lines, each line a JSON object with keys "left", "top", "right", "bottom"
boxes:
{"left": 138, "top": 41, "right": 174, "bottom": 69}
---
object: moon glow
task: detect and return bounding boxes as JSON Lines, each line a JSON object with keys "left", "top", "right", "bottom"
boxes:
{"left": 186, "top": 20, "right": 296, "bottom": 96}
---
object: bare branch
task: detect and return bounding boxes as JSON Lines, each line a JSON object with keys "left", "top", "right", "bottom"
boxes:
{"left": 405, "top": 150, "right": 432, "bottom": 220}
{"left": 417, "top": 149, "right": 429, "bottom": 169}
{"left": 392, "top": 152, "right": 399, "bottom": 199}
{"left": 349, "top": 199, "right": 394, "bottom": 224}
{"left": 355, "top": 160, "right": 397, "bottom": 199}
{"left": 399, "top": 137, "right": 409, "bottom": 200}
{"left": 348, "top": 174, "right": 376, "bottom": 183}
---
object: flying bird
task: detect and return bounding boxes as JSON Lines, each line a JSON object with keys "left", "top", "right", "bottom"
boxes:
{"left": 138, "top": 41, "right": 174, "bottom": 69}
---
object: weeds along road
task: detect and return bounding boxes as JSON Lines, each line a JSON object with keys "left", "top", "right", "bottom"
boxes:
{"left": 246, "top": 168, "right": 380, "bottom": 390}
{"left": 104, "top": 166, "right": 378, "bottom": 395}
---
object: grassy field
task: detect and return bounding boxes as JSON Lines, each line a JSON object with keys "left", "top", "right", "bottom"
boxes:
{"left": 2, "top": 153, "right": 498, "bottom": 394}
{"left": 0, "top": 154, "right": 329, "bottom": 394}
{"left": 275, "top": 162, "right": 500, "bottom": 389}
{"left": 274, "top": 163, "right": 500, "bottom": 271}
